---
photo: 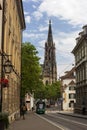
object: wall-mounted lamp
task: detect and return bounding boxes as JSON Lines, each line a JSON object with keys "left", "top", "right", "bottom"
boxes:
{"left": 3, "top": 59, "right": 13, "bottom": 73}
{"left": 0, "top": 52, "right": 13, "bottom": 112}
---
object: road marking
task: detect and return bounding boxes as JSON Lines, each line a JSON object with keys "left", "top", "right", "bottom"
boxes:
{"left": 47, "top": 113, "right": 87, "bottom": 127}
{"left": 35, "top": 113, "right": 70, "bottom": 130}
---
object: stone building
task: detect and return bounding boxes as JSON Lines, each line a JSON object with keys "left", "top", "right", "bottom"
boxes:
{"left": 0, "top": 0, "right": 25, "bottom": 121}
{"left": 42, "top": 20, "right": 57, "bottom": 85}
{"left": 60, "top": 67, "right": 76, "bottom": 111}
{"left": 72, "top": 25, "right": 87, "bottom": 115}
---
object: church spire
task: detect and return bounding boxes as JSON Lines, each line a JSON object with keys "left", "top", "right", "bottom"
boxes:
{"left": 47, "top": 20, "right": 53, "bottom": 45}
{"left": 43, "top": 20, "right": 57, "bottom": 85}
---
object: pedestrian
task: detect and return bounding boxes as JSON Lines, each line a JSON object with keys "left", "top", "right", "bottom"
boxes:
{"left": 20, "top": 103, "right": 27, "bottom": 119}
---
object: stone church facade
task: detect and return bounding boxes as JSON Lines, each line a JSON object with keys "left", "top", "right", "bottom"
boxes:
{"left": 42, "top": 20, "right": 57, "bottom": 85}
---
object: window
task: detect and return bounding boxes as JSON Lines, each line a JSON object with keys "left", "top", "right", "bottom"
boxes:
{"left": 69, "top": 101, "right": 74, "bottom": 107}
{"left": 69, "top": 93, "right": 75, "bottom": 99}
{"left": 69, "top": 86, "right": 75, "bottom": 90}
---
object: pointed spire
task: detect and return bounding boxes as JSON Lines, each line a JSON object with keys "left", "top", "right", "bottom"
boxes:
{"left": 47, "top": 20, "right": 53, "bottom": 45}
{"left": 48, "top": 20, "right": 52, "bottom": 34}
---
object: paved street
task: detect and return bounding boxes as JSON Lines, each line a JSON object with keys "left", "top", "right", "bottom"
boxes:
{"left": 9, "top": 111, "right": 61, "bottom": 130}
{"left": 8, "top": 107, "right": 87, "bottom": 130}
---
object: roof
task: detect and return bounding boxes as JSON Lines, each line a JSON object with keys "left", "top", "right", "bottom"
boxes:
{"left": 60, "top": 67, "right": 76, "bottom": 80}
{"left": 68, "top": 80, "right": 75, "bottom": 85}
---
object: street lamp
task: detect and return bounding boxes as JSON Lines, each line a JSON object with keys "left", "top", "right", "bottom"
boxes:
{"left": 3, "top": 59, "right": 13, "bottom": 74}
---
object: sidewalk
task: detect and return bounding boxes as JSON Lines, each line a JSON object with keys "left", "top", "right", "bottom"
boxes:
{"left": 9, "top": 110, "right": 87, "bottom": 130}
{"left": 57, "top": 110, "right": 87, "bottom": 119}
{"left": 9, "top": 111, "right": 61, "bottom": 130}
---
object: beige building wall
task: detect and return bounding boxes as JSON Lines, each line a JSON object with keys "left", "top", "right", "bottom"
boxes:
{"left": 0, "top": 7, "right": 2, "bottom": 49}
{"left": 1, "top": 0, "right": 25, "bottom": 122}
{"left": 0, "top": 0, "right": 3, "bottom": 79}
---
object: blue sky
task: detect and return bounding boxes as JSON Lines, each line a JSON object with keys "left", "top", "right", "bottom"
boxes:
{"left": 22, "top": 0, "right": 87, "bottom": 78}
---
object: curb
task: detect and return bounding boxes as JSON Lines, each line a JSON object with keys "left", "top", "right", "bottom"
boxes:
{"left": 58, "top": 112, "right": 87, "bottom": 119}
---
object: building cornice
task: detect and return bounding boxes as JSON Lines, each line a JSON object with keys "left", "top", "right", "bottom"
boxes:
{"left": 16, "top": 0, "right": 26, "bottom": 30}
{"left": 72, "top": 27, "right": 87, "bottom": 54}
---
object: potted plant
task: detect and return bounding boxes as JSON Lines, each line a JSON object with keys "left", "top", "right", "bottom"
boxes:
{"left": 0, "top": 112, "right": 9, "bottom": 130}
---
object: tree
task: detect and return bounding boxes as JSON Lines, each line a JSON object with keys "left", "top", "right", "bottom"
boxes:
{"left": 34, "top": 81, "right": 61, "bottom": 100}
{"left": 21, "top": 42, "right": 42, "bottom": 98}
{"left": 44, "top": 81, "right": 61, "bottom": 100}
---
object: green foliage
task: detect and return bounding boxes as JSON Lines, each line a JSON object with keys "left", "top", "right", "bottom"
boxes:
{"left": 0, "top": 112, "right": 9, "bottom": 129}
{"left": 44, "top": 81, "right": 61, "bottom": 99}
{"left": 34, "top": 81, "right": 45, "bottom": 99}
{"left": 34, "top": 81, "right": 61, "bottom": 100}
{"left": 21, "top": 42, "right": 42, "bottom": 97}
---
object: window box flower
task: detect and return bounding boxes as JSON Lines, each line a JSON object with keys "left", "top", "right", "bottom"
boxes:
{"left": 0, "top": 79, "right": 9, "bottom": 87}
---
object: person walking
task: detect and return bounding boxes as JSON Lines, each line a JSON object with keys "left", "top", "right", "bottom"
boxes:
{"left": 20, "top": 103, "right": 27, "bottom": 119}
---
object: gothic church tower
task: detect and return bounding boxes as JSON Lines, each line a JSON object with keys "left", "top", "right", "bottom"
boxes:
{"left": 43, "top": 20, "right": 57, "bottom": 85}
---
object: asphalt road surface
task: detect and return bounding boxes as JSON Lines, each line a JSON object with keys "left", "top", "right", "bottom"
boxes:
{"left": 40, "top": 112, "right": 87, "bottom": 130}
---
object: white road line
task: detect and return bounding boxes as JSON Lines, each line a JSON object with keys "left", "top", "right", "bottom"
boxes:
{"left": 47, "top": 113, "right": 87, "bottom": 127}
{"left": 35, "top": 113, "right": 70, "bottom": 130}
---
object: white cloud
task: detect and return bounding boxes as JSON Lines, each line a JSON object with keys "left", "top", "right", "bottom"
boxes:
{"left": 38, "top": 0, "right": 87, "bottom": 26}
{"left": 32, "top": 5, "right": 37, "bottom": 9}
{"left": 23, "top": 0, "right": 42, "bottom": 3}
{"left": 39, "top": 25, "right": 48, "bottom": 32}
{"left": 53, "top": 30, "right": 78, "bottom": 76}
{"left": 32, "top": 0, "right": 43, "bottom": 2}
{"left": 23, "top": 32, "right": 45, "bottom": 39}
{"left": 33, "top": 11, "right": 43, "bottom": 20}
{"left": 22, "top": 0, "right": 28, "bottom": 2}
{"left": 55, "top": 31, "right": 78, "bottom": 52}
{"left": 25, "top": 16, "right": 31, "bottom": 23}
{"left": 32, "top": 0, "right": 39, "bottom": 2}
{"left": 24, "top": 11, "right": 29, "bottom": 15}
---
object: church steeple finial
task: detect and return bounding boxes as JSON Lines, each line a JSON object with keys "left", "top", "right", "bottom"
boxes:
{"left": 47, "top": 20, "right": 53, "bottom": 44}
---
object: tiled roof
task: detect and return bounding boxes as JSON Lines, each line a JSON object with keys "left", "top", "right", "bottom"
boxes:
{"left": 60, "top": 67, "right": 75, "bottom": 80}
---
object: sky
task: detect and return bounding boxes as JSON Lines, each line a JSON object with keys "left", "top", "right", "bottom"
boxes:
{"left": 22, "top": 0, "right": 87, "bottom": 78}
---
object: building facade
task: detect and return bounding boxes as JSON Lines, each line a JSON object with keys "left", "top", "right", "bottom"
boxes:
{"left": 42, "top": 20, "right": 57, "bottom": 85}
{"left": 72, "top": 25, "right": 87, "bottom": 114}
{"left": 0, "top": 0, "right": 25, "bottom": 121}
{"left": 25, "top": 92, "right": 34, "bottom": 111}
{"left": 60, "top": 67, "right": 76, "bottom": 111}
